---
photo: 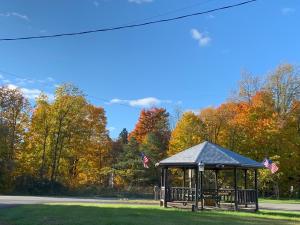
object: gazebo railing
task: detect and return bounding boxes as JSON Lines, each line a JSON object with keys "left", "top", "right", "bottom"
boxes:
{"left": 169, "top": 187, "right": 196, "bottom": 202}
{"left": 237, "top": 189, "right": 257, "bottom": 204}
{"left": 161, "top": 187, "right": 257, "bottom": 205}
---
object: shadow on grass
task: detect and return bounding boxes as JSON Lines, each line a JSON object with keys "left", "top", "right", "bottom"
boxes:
{"left": 0, "top": 204, "right": 298, "bottom": 225}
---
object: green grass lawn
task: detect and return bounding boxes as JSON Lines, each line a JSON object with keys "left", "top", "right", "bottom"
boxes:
{"left": 259, "top": 198, "right": 300, "bottom": 204}
{"left": 0, "top": 203, "right": 299, "bottom": 225}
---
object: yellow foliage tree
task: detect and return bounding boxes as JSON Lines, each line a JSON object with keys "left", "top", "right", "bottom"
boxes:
{"left": 168, "top": 111, "right": 205, "bottom": 156}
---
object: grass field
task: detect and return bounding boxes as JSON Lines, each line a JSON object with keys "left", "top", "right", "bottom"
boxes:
{"left": 0, "top": 203, "right": 299, "bottom": 225}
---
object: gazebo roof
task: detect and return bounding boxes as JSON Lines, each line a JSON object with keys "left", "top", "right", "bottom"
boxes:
{"left": 159, "top": 141, "right": 263, "bottom": 168}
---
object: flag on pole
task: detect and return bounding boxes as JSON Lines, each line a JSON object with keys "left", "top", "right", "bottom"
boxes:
{"left": 141, "top": 152, "right": 149, "bottom": 168}
{"left": 263, "top": 158, "right": 279, "bottom": 174}
{"left": 270, "top": 160, "right": 279, "bottom": 174}
{"left": 263, "top": 158, "right": 270, "bottom": 168}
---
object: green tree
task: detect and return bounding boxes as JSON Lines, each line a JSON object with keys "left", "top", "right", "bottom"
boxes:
{"left": 115, "top": 137, "right": 145, "bottom": 189}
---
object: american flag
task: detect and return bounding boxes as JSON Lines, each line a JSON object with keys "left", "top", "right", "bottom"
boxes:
{"left": 141, "top": 152, "right": 149, "bottom": 168}
{"left": 263, "top": 158, "right": 279, "bottom": 174}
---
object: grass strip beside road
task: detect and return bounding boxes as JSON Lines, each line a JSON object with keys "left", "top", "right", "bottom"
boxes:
{"left": 0, "top": 203, "right": 299, "bottom": 225}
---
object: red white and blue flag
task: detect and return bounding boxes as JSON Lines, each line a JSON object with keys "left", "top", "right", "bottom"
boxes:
{"left": 141, "top": 152, "right": 150, "bottom": 168}
{"left": 263, "top": 158, "right": 279, "bottom": 174}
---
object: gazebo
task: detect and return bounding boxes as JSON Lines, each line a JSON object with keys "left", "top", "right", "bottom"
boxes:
{"left": 157, "top": 141, "right": 263, "bottom": 211}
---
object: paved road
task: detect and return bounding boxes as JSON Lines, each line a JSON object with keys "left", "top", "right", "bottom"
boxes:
{"left": 0, "top": 195, "right": 299, "bottom": 211}
{"left": 259, "top": 202, "right": 300, "bottom": 211}
{"left": 0, "top": 195, "right": 156, "bottom": 208}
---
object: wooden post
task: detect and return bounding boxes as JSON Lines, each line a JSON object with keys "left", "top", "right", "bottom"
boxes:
{"left": 244, "top": 169, "right": 248, "bottom": 208}
{"left": 164, "top": 167, "right": 168, "bottom": 208}
{"left": 215, "top": 170, "right": 219, "bottom": 192}
{"left": 160, "top": 168, "right": 164, "bottom": 206}
{"left": 234, "top": 167, "right": 238, "bottom": 210}
{"left": 254, "top": 169, "right": 259, "bottom": 211}
{"left": 161, "top": 168, "right": 164, "bottom": 187}
{"left": 200, "top": 170, "right": 204, "bottom": 210}
{"left": 183, "top": 168, "right": 186, "bottom": 187}
{"left": 215, "top": 170, "right": 219, "bottom": 207}
{"left": 195, "top": 167, "right": 199, "bottom": 210}
{"left": 189, "top": 169, "right": 192, "bottom": 188}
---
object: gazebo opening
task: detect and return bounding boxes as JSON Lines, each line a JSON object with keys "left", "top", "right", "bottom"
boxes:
{"left": 157, "top": 141, "right": 263, "bottom": 211}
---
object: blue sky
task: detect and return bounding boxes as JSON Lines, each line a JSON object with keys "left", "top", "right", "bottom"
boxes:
{"left": 0, "top": 0, "right": 299, "bottom": 138}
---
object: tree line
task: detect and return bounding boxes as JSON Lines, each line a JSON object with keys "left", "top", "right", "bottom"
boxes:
{"left": 0, "top": 64, "right": 299, "bottom": 197}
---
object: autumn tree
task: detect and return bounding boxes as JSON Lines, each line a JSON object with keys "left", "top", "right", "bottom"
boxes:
{"left": 168, "top": 111, "right": 204, "bottom": 156}
{"left": 114, "top": 108, "right": 171, "bottom": 189}
{"left": 77, "top": 104, "right": 111, "bottom": 186}
{"left": 1, "top": 63, "right": 300, "bottom": 197}
{"left": 0, "top": 86, "right": 29, "bottom": 192}
{"left": 18, "top": 84, "right": 111, "bottom": 192}
{"left": 129, "top": 107, "right": 170, "bottom": 158}
{"left": 167, "top": 64, "right": 300, "bottom": 197}
{"left": 237, "top": 70, "right": 261, "bottom": 103}
{"left": 266, "top": 64, "right": 300, "bottom": 116}
{"left": 20, "top": 93, "right": 51, "bottom": 179}
{"left": 199, "top": 107, "right": 224, "bottom": 143}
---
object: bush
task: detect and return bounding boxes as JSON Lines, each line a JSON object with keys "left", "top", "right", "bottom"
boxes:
{"left": 13, "top": 174, "right": 67, "bottom": 195}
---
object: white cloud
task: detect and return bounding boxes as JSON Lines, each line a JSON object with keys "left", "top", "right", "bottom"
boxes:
{"left": 0, "top": 74, "right": 10, "bottom": 84}
{"left": 9, "top": 76, "right": 55, "bottom": 86}
{"left": 129, "top": 97, "right": 161, "bottom": 107}
{"left": 190, "top": 28, "right": 211, "bottom": 47}
{"left": 207, "top": 14, "right": 215, "bottom": 19}
{"left": 0, "top": 12, "right": 29, "bottom": 21}
{"left": 93, "top": 1, "right": 99, "bottom": 7}
{"left": 108, "top": 126, "right": 116, "bottom": 132}
{"left": 21, "top": 88, "right": 43, "bottom": 99}
{"left": 47, "top": 77, "right": 55, "bottom": 82}
{"left": 7, "top": 83, "right": 40, "bottom": 99}
{"left": 0, "top": 74, "right": 55, "bottom": 86}
{"left": 109, "top": 97, "right": 170, "bottom": 107}
{"left": 3, "top": 79, "right": 10, "bottom": 83}
{"left": 184, "top": 109, "right": 200, "bottom": 115}
{"left": 7, "top": 84, "right": 18, "bottom": 89}
{"left": 281, "top": 7, "right": 295, "bottom": 15}
{"left": 128, "top": 0, "right": 153, "bottom": 4}
{"left": 15, "top": 78, "right": 35, "bottom": 85}
{"left": 11, "top": 12, "right": 29, "bottom": 21}
{"left": 6, "top": 83, "right": 54, "bottom": 101}
{"left": 1, "top": 74, "right": 55, "bottom": 101}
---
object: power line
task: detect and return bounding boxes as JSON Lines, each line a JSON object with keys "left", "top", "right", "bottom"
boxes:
{"left": 0, "top": 0, "right": 257, "bottom": 42}
{"left": 120, "top": 0, "right": 218, "bottom": 26}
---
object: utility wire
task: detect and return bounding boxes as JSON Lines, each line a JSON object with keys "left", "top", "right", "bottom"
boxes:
{"left": 120, "top": 0, "right": 218, "bottom": 26}
{"left": 0, "top": 0, "right": 257, "bottom": 42}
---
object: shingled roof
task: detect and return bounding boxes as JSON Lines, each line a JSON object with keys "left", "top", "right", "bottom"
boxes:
{"left": 159, "top": 141, "right": 263, "bottom": 168}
